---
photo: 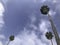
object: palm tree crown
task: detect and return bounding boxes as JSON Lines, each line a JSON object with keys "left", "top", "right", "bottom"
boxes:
{"left": 9, "top": 35, "right": 14, "bottom": 41}
{"left": 45, "top": 32, "right": 53, "bottom": 40}
{"left": 40, "top": 5, "right": 50, "bottom": 15}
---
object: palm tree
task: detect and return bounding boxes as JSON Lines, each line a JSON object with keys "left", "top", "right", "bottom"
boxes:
{"left": 7, "top": 35, "right": 14, "bottom": 45}
{"left": 40, "top": 5, "right": 60, "bottom": 45}
{"left": 40, "top": 5, "right": 49, "bottom": 15}
{"left": 45, "top": 32, "right": 53, "bottom": 45}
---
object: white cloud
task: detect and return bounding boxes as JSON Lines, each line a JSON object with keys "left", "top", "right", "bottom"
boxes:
{"left": 1, "top": 0, "right": 8, "bottom": 4}
{"left": 0, "top": 34, "right": 5, "bottom": 39}
{"left": 29, "top": 24, "right": 37, "bottom": 30}
{"left": 40, "top": 0, "right": 46, "bottom": 3}
{"left": 41, "top": 34, "right": 50, "bottom": 43}
{"left": 48, "top": 10, "right": 56, "bottom": 17}
{"left": 39, "top": 19, "right": 50, "bottom": 34}
{"left": 29, "top": 14, "right": 36, "bottom": 24}
{"left": 0, "top": 2, "right": 4, "bottom": 16}
{"left": 38, "top": 0, "right": 57, "bottom": 3}
{"left": 39, "top": 19, "right": 50, "bottom": 44}
{"left": 33, "top": 0, "right": 46, "bottom": 3}
{"left": 9, "top": 31, "right": 47, "bottom": 45}
{"left": 0, "top": 2, "right": 5, "bottom": 45}
{"left": 8, "top": 15, "right": 57, "bottom": 45}
{"left": 5, "top": 16, "right": 57, "bottom": 45}
{"left": 53, "top": 0, "right": 57, "bottom": 3}
{"left": 0, "top": 2, "right": 5, "bottom": 31}
{"left": 0, "top": 41, "right": 3, "bottom": 45}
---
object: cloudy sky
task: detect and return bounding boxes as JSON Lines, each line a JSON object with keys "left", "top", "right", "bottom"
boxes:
{"left": 0, "top": 0, "right": 60, "bottom": 45}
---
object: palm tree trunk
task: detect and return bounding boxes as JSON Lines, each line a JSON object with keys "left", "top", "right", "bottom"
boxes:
{"left": 51, "top": 39, "right": 53, "bottom": 45}
{"left": 48, "top": 14, "right": 60, "bottom": 45}
{"left": 7, "top": 41, "right": 10, "bottom": 45}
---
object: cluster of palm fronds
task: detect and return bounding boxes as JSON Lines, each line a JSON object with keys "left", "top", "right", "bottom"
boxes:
{"left": 45, "top": 32, "right": 53, "bottom": 45}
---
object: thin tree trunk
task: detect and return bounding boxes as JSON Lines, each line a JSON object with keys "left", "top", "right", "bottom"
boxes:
{"left": 7, "top": 41, "right": 10, "bottom": 45}
{"left": 48, "top": 14, "right": 60, "bottom": 45}
{"left": 51, "top": 39, "right": 53, "bottom": 45}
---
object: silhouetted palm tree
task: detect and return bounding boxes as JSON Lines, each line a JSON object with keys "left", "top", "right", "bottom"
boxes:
{"left": 40, "top": 5, "right": 49, "bottom": 15}
{"left": 40, "top": 5, "right": 60, "bottom": 45}
{"left": 7, "top": 35, "right": 14, "bottom": 45}
{"left": 45, "top": 32, "right": 53, "bottom": 45}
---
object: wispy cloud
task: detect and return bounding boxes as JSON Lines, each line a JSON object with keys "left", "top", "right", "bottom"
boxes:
{"left": 0, "top": 2, "right": 5, "bottom": 45}
{"left": 0, "top": 34, "right": 5, "bottom": 39}
{"left": 9, "top": 30, "right": 47, "bottom": 45}
{"left": 0, "top": 2, "right": 5, "bottom": 31}
{"left": 39, "top": 19, "right": 50, "bottom": 34}
{"left": 1, "top": 0, "right": 8, "bottom": 4}
{"left": 8, "top": 18, "right": 52, "bottom": 45}
{"left": 0, "top": 41, "right": 3, "bottom": 45}
{"left": 48, "top": 10, "right": 56, "bottom": 17}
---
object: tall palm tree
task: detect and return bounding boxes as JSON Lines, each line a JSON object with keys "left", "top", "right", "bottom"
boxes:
{"left": 40, "top": 5, "right": 60, "bottom": 45}
{"left": 7, "top": 35, "right": 14, "bottom": 45}
{"left": 45, "top": 32, "right": 53, "bottom": 45}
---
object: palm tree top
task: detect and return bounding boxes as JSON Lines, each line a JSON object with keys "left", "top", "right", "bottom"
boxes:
{"left": 40, "top": 5, "right": 50, "bottom": 15}
{"left": 45, "top": 32, "right": 53, "bottom": 40}
{"left": 9, "top": 35, "right": 14, "bottom": 41}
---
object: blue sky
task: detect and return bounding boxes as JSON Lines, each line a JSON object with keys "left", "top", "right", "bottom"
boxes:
{"left": 0, "top": 0, "right": 60, "bottom": 45}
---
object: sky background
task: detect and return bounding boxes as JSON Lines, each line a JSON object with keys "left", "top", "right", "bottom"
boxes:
{"left": 0, "top": 0, "right": 60, "bottom": 45}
